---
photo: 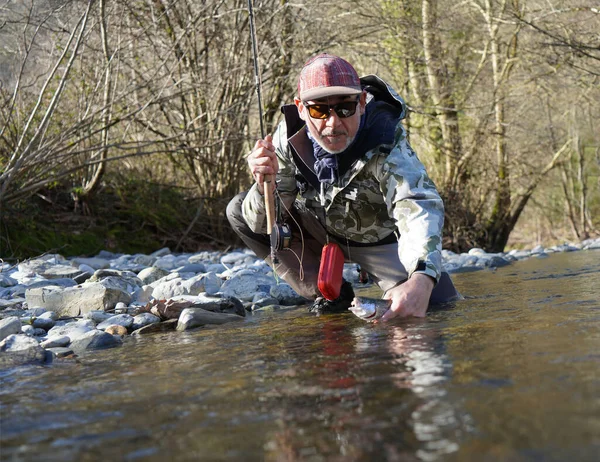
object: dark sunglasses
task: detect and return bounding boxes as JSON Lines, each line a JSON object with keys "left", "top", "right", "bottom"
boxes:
{"left": 303, "top": 100, "right": 359, "bottom": 119}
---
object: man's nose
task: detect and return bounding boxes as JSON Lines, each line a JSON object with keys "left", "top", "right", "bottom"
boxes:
{"left": 325, "top": 109, "right": 341, "bottom": 127}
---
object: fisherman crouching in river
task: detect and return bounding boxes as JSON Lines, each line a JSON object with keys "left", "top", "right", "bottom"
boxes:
{"left": 227, "top": 53, "right": 460, "bottom": 321}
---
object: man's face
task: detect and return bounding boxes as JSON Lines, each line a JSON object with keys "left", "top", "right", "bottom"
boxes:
{"left": 295, "top": 92, "right": 366, "bottom": 154}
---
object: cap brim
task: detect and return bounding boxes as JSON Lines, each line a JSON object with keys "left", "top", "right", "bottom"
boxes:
{"left": 300, "top": 86, "right": 362, "bottom": 101}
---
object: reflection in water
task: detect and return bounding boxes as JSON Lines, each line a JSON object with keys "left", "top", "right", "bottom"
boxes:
{"left": 1, "top": 251, "right": 599, "bottom": 461}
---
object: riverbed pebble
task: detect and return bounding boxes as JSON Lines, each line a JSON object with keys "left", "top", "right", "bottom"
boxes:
{"left": 0, "top": 237, "right": 598, "bottom": 365}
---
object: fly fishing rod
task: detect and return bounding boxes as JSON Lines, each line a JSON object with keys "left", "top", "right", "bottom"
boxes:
{"left": 247, "top": 0, "right": 279, "bottom": 264}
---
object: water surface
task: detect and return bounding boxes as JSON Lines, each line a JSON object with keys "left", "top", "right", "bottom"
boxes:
{"left": 1, "top": 251, "right": 599, "bottom": 461}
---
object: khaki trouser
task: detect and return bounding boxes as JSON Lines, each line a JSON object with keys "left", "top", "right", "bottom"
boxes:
{"left": 226, "top": 192, "right": 459, "bottom": 302}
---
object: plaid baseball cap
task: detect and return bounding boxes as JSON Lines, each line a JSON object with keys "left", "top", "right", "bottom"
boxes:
{"left": 298, "top": 53, "right": 362, "bottom": 101}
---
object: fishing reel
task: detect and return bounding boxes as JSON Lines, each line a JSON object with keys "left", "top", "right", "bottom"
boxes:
{"left": 270, "top": 221, "right": 292, "bottom": 252}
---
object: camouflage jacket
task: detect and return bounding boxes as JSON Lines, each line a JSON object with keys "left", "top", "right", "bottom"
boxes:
{"left": 242, "top": 75, "right": 444, "bottom": 282}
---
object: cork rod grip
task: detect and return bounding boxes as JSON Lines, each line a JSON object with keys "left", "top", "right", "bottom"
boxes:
{"left": 263, "top": 174, "right": 275, "bottom": 234}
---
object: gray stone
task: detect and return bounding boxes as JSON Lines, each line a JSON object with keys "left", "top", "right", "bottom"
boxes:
{"left": 69, "top": 330, "right": 122, "bottom": 353}
{"left": 131, "top": 319, "right": 178, "bottom": 336}
{"left": 39, "top": 265, "right": 82, "bottom": 280}
{"left": 131, "top": 313, "right": 161, "bottom": 331}
{"left": 250, "top": 297, "right": 280, "bottom": 309}
{"left": 32, "top": 317, "right": 56, "bottom": 330}
{"left": 83, "top": 310, "right": 114, "bottom": 324}
{"left": 132, "top": 285, "right": 153, "bottom": 304}
{"left": 0, "top": 317, "right": 22, "bottom": 342}
{"left": 154, "top": 254, "right": 187, "bottom": 271}
{"left": 38, "top": 310, "right": 59, "bottom": 321}
{"left": 176, "top": 308, "right": 244, "bottom": 331}
{"left": 174, "top": 263, "right": 207, "bottom": 274}
{"left": 22, "top": 307, "right": 48, "bottom": 317}
{"left": 205, "top": 263, "right": 226, "bottom": 273}
{"left": 0, "top": 334, "right": 47, "bottom": 365}
{"left": 88, "top": 269, "right": 142, "bottom": 287}
{"left": 41, "top": 335, "right": 71, "bottom": 348}
{"left": 150, "top": 247, "right": 171, "bottom": 258}
{"left": 97, "top": 314, "right": 134, "bottom": 331}
{"left": 251, "top": 304, "right": 282, "bottom": 312}
{"left": 0, "top": 274, "right": 17, "bottom": 287}
{"left": 21, "top": 325, "right": 35, "bottom": 335}
{"left": 170, "top": 295, "right": 245, "bottom": 317}
{"left": 270, "top": 283, "right": 308, "bottom": 306}
{"left": 47, "top": 321, "right": 93, "bottom": 340}
{"left": 132, "top": 254, "right": 157, "bottom": 267}
{"left": 22, "top": 278, "right": 79, "bottom": 290}
{"left": 46, "top": 347, "right": 74, "bottom": 358}
{"left": 25, "top": 281, "right": 131, "bottom": 317}
{"left": 70, "top": 257, "right": 111, "bottom": 270}
{"left": 0, "top": 297, "right": 26, "bottom": 310}
{"left": 151, "top": 277, "right": 186, "bottom": 300}
{"left": 220, "top": 251, "right": 255, "bottom": 266}
{"left": 137, "top": 267, "right": 170, "bottom": 285}
{"left": 220, "top": 271, "right": 277, "bottom": 302}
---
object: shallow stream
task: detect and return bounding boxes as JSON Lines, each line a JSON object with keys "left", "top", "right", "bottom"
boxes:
{"left": 1, "top": 251, "right": 599, "bottom": 461}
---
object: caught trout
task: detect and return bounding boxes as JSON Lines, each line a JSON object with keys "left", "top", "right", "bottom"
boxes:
{"left": 348, "top": 296, "right": 391, "bottom": 321}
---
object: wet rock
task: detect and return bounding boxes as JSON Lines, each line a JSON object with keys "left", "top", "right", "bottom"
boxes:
{"left": 105, "top": 325, "right": 128, "bottom": 336}
{"left": 97, "top": 314, "right": 134, "bottom": 331}
{"left": 131, "top": 313, "right": 161, "bottom": 331}
{"left": 46, "top": 347, "right": 75, "bottom": 358}
{"left": 25, "top": 281, "right": 131, "bottom": 317}
{"left": 176, "top": 308, "right": 244, "bottom": 331}
{"left": 170, "top": 295, "right": 245, "bottom": 317}
{"left": 131, "top": 319, "right": 178, "bottom": 336}
{"left": 69, "top": 329, "right": 122, "bottom": 353}
{"left": 251, "top": 296, "right": 280, "bottom": 311}
{"left": 41, "top": 335, "right": 71, "bottom": 348}
{"left": 0, "top": 317, "right": 22, "bottom": 342}
{"left": 0, "top": 334, "right": 47, "bottom": 365}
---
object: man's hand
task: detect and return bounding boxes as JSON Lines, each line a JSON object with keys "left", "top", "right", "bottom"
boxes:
{"left": 379, "top": 273, "right": 435, "bottom": 322}
{"left": 247, "top": 135, "right": 278, "bottom": 194}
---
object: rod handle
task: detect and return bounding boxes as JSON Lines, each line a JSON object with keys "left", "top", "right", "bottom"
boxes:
{"left": 263, "top": 174, "right": 275, "bottom": 234}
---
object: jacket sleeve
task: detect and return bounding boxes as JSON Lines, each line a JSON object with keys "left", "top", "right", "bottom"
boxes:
{"left": 378, "top": 123, "right": 444, "bottom": 283}
{"left": 241, "top": 121, "right": 299, "bottom": 234}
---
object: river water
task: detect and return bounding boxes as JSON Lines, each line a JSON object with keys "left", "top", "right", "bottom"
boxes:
{"left": 1, "top": 251, "right": 599, "bottom": 461}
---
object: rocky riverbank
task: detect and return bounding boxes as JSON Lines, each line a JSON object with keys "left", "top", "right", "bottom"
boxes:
{"left": 1, "top": 238, "right": 599, "bottom": 366}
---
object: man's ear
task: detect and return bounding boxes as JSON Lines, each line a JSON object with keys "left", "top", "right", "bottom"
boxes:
{"left": 359, "top": 91, "right": 367, "bottom": 115}
{"left": 294, "top": 97, "right": 307, "bottom": 121}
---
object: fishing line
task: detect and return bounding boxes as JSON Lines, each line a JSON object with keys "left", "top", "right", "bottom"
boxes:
{"left": 275, "top": 189, "right": 306, "bottom": 281}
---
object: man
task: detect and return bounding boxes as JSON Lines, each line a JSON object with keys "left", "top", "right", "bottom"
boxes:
{"left": 227, "top": 53, "right": 460, "bottom": 321}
